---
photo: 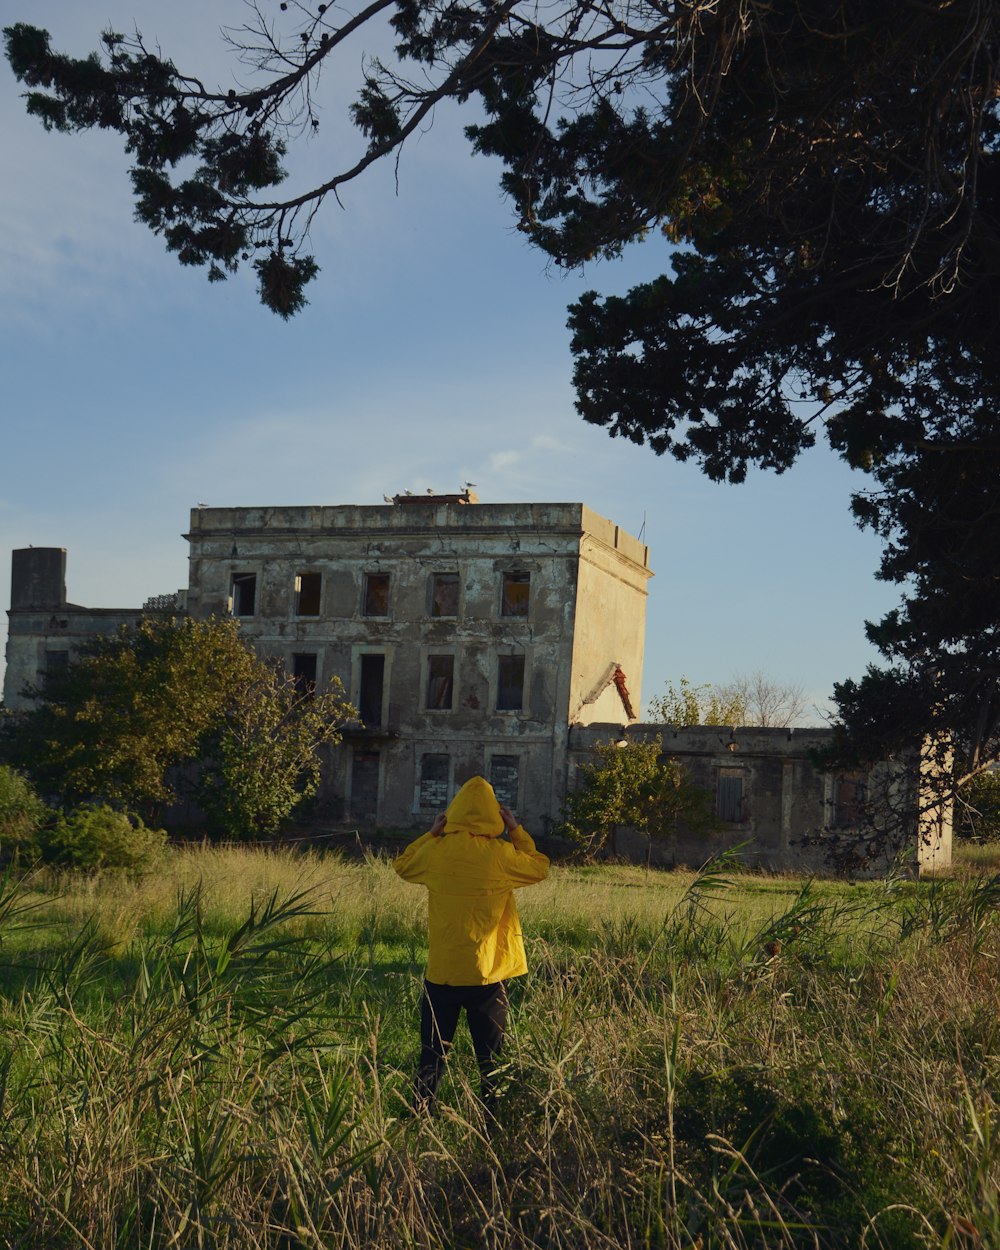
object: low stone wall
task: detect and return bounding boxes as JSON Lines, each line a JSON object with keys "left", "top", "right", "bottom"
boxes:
{"left": 566, "top": 722, "right": 944, "bottom": 876}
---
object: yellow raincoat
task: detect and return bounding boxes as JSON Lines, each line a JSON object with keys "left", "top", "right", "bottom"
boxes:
{"left": 394, "top": 776, "right": 549, "bottom": 985}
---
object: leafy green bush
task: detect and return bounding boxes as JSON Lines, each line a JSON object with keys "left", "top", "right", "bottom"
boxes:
{"left": 3, "top": 615, "right": 354, "bottom": 838}
{"left": 0, "top": 764, "right": 49, "bottom": 853}
{"left": 557, "top": 739, "right": 713, "bottom": 857}
{"left": 37, "top": 805, "right": 167, "bottom": 871}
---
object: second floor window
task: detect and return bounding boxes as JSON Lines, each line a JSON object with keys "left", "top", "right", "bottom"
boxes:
{"left": 359, "top": 654, "right": 386, "bottom": 728}
{"left": 426, "top": 655, "right": 455, "bottom": 709}
{"left": 230, "top": 572, "right": 257, "bottom": 617}
{"left": 363, "top": 572, "right": 390, "bottom": 617}
{"left": 430, "top": 572, "right": 459, "bottom": 617}
{"left": 496, "top": 654, "right": 525, "bottom": 710}
{"left": 295, "top": 572, "right": 321, "bottom": 616}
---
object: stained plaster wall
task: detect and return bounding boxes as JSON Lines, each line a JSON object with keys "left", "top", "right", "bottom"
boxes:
{"left": 185, "top": 501, "right": 651, "bottom": 833}
{"left": 567, "top": 723, "right": 950, "bottom": 875}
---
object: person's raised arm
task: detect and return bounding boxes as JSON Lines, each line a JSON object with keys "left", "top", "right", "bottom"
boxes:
{"left": 498, "top": 805, "right": 549, "bottom": 885}
{"left": 394, "top": 812, "right": 446, "bottom": 882}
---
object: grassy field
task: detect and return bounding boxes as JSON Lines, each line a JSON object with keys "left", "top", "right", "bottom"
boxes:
{"left": 1, "top": 844, "right": 999, "bottom": 1248}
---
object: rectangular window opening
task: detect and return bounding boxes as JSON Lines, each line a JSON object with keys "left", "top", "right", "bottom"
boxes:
{"left": 43, "top": 650, "right": 69, "bottom": 687}
{"left": 295, "top": 572, "right": 322, "bottom": 616}
{"left": 716, "top": 768, "right": 745, "bottom": 823}
{"left": 359, "top": 654, "right": 386, "bottom": 728}
{"left": 496, "top": 654, "right": 525, "bottom": 711}
{"left": 501, "top": 571, "right": 530, "bottom": 617}
{"left": 426, "top": 654, "right": 455, "bottom": 710}
{"left": 231, "top": 572, "right": 257, "bottom": 617}
{"left": 291, "top": 653, "right": 318, "bottom": 697}
{"left": 833, "top": 773, "right": 867, "bottom": 828}
{"left": 430, "top": 572, "right": 459, "bottom": 618}
{"left": 420, "top": 754, "right": 450, "bottom": 810}
{"left": 351, "top": 750, "right": 380, "bottom": 824}
{"left": 363, "top": 572, "right": 390, "bottom": 617}
{"left": 490, "top": 756, "right": 520, "bottom": 808}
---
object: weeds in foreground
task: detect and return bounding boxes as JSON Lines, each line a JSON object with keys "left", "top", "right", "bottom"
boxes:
{"left": 0, "top": 851, "right": 997, "bottom": 1248}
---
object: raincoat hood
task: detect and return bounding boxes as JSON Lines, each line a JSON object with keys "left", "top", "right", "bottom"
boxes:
{"left": 443, "top": 776, "right": 505, "bottom": 838}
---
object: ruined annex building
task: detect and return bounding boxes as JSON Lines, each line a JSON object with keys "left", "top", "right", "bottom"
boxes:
{"left": 3, "top": 493, "right": 951, "bottom": 872}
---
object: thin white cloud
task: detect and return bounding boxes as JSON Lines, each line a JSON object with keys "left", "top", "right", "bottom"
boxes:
{"left": 489, "top": 450, "right": 522, "bottom": 471}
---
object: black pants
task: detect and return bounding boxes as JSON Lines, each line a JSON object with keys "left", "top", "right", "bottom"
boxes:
{"left": 416, "top": 979, "right": 508, "bottom": 1110}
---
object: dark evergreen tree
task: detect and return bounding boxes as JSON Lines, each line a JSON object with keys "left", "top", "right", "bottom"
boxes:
{"left": 7, "top": 3, "right": 1000, "bottom": 782}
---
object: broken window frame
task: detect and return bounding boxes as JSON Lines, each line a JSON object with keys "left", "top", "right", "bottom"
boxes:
{"left": 500, "top": 570, "right": 530, "bottom": 618}
{"left": 426, "top": 654, "right": 455, "bottom": 710}
{"left": 362, "top": 572, "right": 391, "bottom": 617}
{"left": 496, "top": 654, "right": 525, "bottom": 711}
{"left": 430, "top": 571, "right": 460, "bottom": 618}
{"left": 230, "top": 572, "right": 257, "bottom": 617}
{"left": 295, "top": 571, "right": 322, "bottom": 616}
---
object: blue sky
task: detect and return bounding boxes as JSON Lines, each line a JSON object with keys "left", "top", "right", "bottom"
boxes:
{"left": 1, "top": 1, "right": 900, "bottom": 719}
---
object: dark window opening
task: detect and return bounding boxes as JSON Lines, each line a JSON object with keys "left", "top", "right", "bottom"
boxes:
{"left": 359, "top": 654, "right": 386, "bottom": 727}
{"left": 490, "top": 756, "right": 520, "bottom": 808}
{"left": 431, "top": 572, "right": 459, "bottom": 618}
{"left": 363, "top": 572, "right": 390, "bottom": 617}
{"left": 351, "top": 751, "right": 380, "bottom": 824}
{"left": 426, "top": 655, "right": 454, "bottom": 709}
{"left": 501, "top": 571, "right": 530, "bottom": 617}
{"left": 231, "top": 573, "right": 257, "bottom": 617}
{"left": 291, "top": 653, "right": 317, "bottom": 697}
{"left": 43, "top": 650, "right": 69, "bottom": 687}
{"left": 420, "top": 754, "right": 450, "bottom": 809}
{"left": 296, "top": 572, "right": 321, "bottom": 616}
{"left": 833, "top": 774, "right": 866, "bottom": 828}
{"left": 497, "top": 654, "right": 525, "bottom": 711}
{"left": 716, "top": 768, "right": 745, "bottom": 823}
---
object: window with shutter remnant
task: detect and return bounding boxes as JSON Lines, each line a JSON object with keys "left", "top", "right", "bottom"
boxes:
{"left": 500, "top": 571, "right": 530, "bottom": 617}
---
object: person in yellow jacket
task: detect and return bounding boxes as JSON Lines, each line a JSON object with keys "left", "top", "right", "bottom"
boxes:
{"left": 394, "top": 774, "right": 549, "bottom": 1112}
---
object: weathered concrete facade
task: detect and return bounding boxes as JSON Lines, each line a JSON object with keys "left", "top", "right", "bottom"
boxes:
{"left": 183, "top": 498, "right": 651, "bottom": 832}
{"left": 567, "top": 723, "right": 953, "bottom": 874}
{"left": 3, "top": 548, "right": 146, "bottom": 708}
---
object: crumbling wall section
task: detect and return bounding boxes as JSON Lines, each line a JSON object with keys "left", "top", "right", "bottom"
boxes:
{"left": 567, "top": 723, "right": 940, "bottom": 875}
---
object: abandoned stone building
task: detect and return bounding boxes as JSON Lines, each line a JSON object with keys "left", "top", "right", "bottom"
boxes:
{"left": 3, "top": 493, "right": 952, "bottom": 872}
{"left": 4, "top": 496, "right": 651, "bottom": 835}
{"left": 183, "top": 495, "right": 650, "bottom": 831}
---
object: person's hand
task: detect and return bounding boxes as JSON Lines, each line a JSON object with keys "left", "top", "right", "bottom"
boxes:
{"left": 499, "top": 804, "right": 518, "bottom": 834}
{"left": 430, "top": 812, "right": 447, "bottom": 837}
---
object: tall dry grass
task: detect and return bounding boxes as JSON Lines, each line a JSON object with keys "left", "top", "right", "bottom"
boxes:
{"left": 0, "top": 848, "right": 998, "bottom": 1248}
